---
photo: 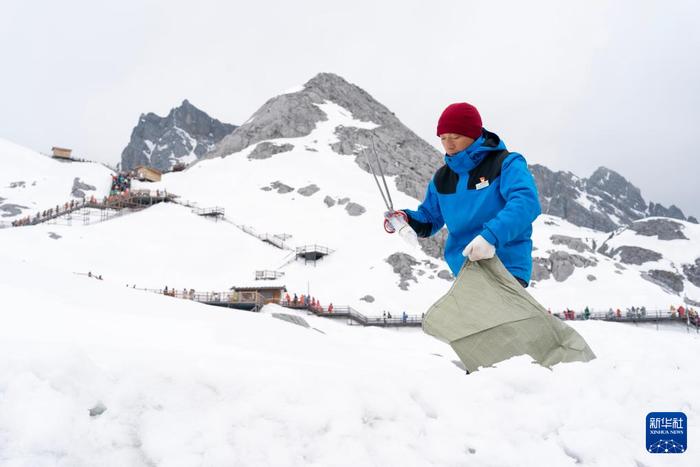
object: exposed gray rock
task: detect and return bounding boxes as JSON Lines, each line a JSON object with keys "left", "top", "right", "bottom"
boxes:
{"left": 89, "top": 402, "right": 107, "bottom": 417}
{"left": 71, "top": 177, "right": 96, "bottom": 198}
{"left": 206, "top": 93, "right": 326, "bottom": 159}
{"left": 596, "top": 242, "right": 609, "bottom": 255}
{"left": 337, "top": 197, "right": 349, "bottom": 205}
{"left": 323, "top": 196, "right": 335, "bottom": 207}
{"left": 648, "top": 202, "right": 686, "bottom": 221}
{"left": 260, "top": 186, "right": 272, "bottom": 191}
{"left": 585, "top": 167, "right": 647, "bottom": 223}
{"left": 531, "top": 257, "right": 552, "bottom": 281}
{"left": 529, "top": 164, "right": 687, "bottom": 233}
{"left": 587, "top": 274, "right": 597, "bottom": 281}
{"left": 688, "top": 216, "right": 698, "bottom": 224}
{"left": 629, "top": 219, "right": 688, "bottom": 240}
{"left": 9, "top": 181, "right": 26, "bottom": 188}
{"left": 682, "top": 258, "right": 700, "bottom": 288}
{"left": 270, "top": 181, "right": 294, "bottom": 194}
{"left": 611, "top": 246, "right": 663, "bottom": 265}
{"left": 530, "top": 165, "right": 618, "bottom": 232}
{"left": 297, "top": 184, "right": 320, "bottom": 197}
{"left": 548, "top": 251, "right": 596, "bottom": 282}
{"left": 643, "top": 269, "right": 684, "bottom": 293}
{"left": 550, "top": 234, "right": 591, "bottom": 253}
{"left": 575, "top": 255, "right": 597, "bottom": 267}
{"left": 120, "top": 99, "right": 236, "bottom": 172}
{"left": 422, "top": 259, "right": 439, "bottom": 269}
{"left": 386, "top": 252, "right": 419, "bottom": 290}
{"left": 360, "top": 295, "right": 375, "bottom": 303}
{"left": 614, "top": 263, "right": 626, "bottom": 270}
{"left": 330, "top": 126, "right": 371, "bottom": 156}
{"left": 683, "top": 295, "right": 700, "bottom": 307}
{"left": 345, "top": 202, "right": 366, "bottom": 216}
{"left": 0, "top": 203, "right": 27, "bottom": 217}
{"left": 271, "top": 313, "right": 310, "bottom": 328}
{"left": 550, "top": 254, "right": 575, "bottom": 282}
{"left": 437, "top": 270, "right": 453, "bottom": 281}
{"left": 519, "top": 251, "right": 601, "bottom": 283}
{"left": 248, "top": 142, "right": 294, "bottom": 160}
{"left": 48, "top": 232, "right": 62, "bottom": 240}
{"left": 416, "top": 230, "right": 447, "bottom": 259}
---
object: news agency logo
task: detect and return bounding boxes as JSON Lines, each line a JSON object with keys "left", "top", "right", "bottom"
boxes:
{"left": 646, "top": 412, "right": 687, "bottom": 454}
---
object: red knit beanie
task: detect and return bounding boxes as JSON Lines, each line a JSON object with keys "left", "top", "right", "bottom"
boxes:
{"left": 436, "top": 103, "right": 482, "bottom": 139}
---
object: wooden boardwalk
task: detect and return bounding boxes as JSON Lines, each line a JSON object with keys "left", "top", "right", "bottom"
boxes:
{"left": 130, "top": 287, "right": 700, "bottom": 330}
{"left": 10, "top": 190, "right": 178, "bottom": 227}
{"left": 282, "top": 303, "right": 422, "bottom": 327}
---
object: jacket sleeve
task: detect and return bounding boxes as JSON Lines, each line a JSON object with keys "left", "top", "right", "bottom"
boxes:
{"left": 480, "top": 153, "right": 541, "bottom": 247}
{"left": 402, "top": 181, "right": 445, "bottom": 238}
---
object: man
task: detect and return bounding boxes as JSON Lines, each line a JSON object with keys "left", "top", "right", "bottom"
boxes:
{"left": 393, "top": 102, "right": 541, "bottom": 286}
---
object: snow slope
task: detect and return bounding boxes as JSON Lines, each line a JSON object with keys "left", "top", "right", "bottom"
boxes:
{"left": 0, "top": 138, "right": 113, "bottom": 222}
{"left": 604, "top": 218, "right": 700, "bottom": 267}
{"left": 529, "top": 215, "right": 700, "bottom": 310}
{"left": 0, "top": 254, "right": 699, "bottom": 466}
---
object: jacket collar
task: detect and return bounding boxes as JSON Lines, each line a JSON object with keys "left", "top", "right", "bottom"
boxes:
{"left": 444, "top": 129, "right": 505, "bottom": 175}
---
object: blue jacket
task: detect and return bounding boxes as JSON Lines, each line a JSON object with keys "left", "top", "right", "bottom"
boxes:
{"left": 403, "top": 130, "right": 541, "bottom": 283}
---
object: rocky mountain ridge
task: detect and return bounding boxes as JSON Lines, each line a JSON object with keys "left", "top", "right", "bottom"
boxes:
{"left": 120, "top": 99, "right": 236, "bottom": 172}
{"left": 531, "top": 164, "right": 695, "bottom": 233}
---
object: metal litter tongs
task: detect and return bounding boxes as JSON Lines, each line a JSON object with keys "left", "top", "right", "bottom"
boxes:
{"left": 364, "top": 134, "right": 419, "bottom": 247}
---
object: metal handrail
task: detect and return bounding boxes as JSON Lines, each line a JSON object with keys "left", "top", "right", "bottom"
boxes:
{"left": 255, "top": 270, "right": 285, "bottom": 280}
{"left": 288, "top": 303, "right": 422, "bottom": 326}
{"left": 135, "top": 287, "right": 264, "bottom": 304}
{"left": 556, "top": 309, "right": 682, "bottom": 320}
{"left": 296, "top": 244, "right": 334, "bottom": 255}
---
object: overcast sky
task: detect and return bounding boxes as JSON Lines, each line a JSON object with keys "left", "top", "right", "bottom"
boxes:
{"left": 2, "top": 0, "right": 699, "bottom": 217}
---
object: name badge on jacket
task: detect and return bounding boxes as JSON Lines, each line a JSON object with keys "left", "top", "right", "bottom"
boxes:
{"left": 476, "top": 177, "right": 489, "bottom": 190}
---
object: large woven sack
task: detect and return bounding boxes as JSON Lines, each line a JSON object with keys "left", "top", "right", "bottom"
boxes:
{"left": 422, "top": 256, "right": 596, "bottom": 373}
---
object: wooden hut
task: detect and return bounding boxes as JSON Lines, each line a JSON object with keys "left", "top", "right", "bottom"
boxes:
{"left": 134, "top": 165, "right": 162, "bottom": 182}
{"left": 231, "top": 285, "right": 287, "bottom": 305}
{"left": 51, "top": 146, "right": 73, "bottom": 160}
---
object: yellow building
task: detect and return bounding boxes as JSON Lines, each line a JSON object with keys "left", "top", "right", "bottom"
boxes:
{"left": 51, "top": 146, "right": 73, "bottom": 160}
{"left": 134, "top": 166, "right": 162, "bottom": 182}
{"left": 231, "top": 285, "right": 287, "bottom": 305}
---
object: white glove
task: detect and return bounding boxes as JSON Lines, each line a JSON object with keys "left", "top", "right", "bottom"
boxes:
{"left": 384, "top": 211, "right": 419, "bottom": 248}
{"left": 462, "top": 235, "right": 495, "bottom": 261}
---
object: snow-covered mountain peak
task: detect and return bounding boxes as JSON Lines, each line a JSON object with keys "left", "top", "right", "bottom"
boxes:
{"left": 207, "top": 73, "right": 441, "bottom": 197}
{"left": 532, "top": 163, "right": 694, "bottom": 233}
{"left": 120, "top": 100, "right": 237, "bottom": 172}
